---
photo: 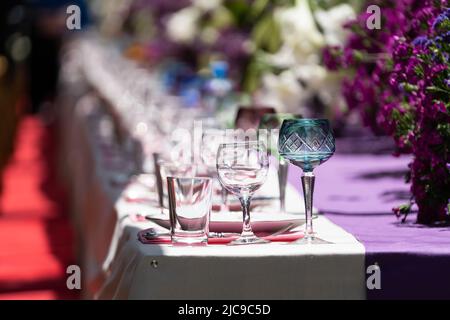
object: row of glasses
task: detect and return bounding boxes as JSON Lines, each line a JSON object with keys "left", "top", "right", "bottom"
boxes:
{"left": 166, "top": 140, "right": 270, "bottom": 246}
{"left": 218, "top": 118, "right": 335, "bottom": 245}
{"left": 91, "top": 36, "right": 338, "bottom": 245}
{"left": 103, "top": 47, "right": 338, "bottom": 245}
{"left": 167, "top": 118, "right": 335, "bottom": 246}
{"left": 90, "top": 43, "right": 206, "bottom": 175}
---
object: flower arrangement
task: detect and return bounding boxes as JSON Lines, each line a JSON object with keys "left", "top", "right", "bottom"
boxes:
{"left": 122, "top": 0, "right": 293, "bottom": 92}
{"left": 324, "top": 0, "right": 450, "bottom": 224}
{"left": 256, "top": 0, "right": 358, "bottom": 116}
{"left": 101, "top": 0, "right": 358, "bottom": 117}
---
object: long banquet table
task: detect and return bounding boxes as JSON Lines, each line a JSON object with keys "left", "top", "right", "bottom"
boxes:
{"left": 62, "top": 92, "right": 365, "bottom": 299}
{"left": 58, "top": 37, "right": 450, "bottom": 300}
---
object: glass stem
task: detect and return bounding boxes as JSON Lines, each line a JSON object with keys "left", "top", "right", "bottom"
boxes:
{"left": 278, "top": 159, "right": 289, "bottom": 212}
{"left": 220, "top": 187, "right": 228, "bottom": 211}
{"left": 239, "top": 196, "right": 254, "bottom": 237}
{"left": 301, "top": 171, "right": 315, "bottom": 240}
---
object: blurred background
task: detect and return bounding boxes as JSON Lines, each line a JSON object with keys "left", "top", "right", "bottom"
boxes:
{"left": 0, "top": 0, "right": 385, "bottom": 299}
{"left": 0, "top": 0, "right": 91, "bottom": 300}
{"left": 1, "top": 0, "right": 447, "bottom": 299}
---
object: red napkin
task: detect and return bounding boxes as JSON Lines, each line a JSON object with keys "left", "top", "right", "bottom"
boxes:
{"left": 138, "top": 229, "right": 303, "bottom": 245}
{"left": 128, "top": 214, "right": 147, "bottom": 222}
{"left": 124, "top": 196, "right": 159, "bottom": 205}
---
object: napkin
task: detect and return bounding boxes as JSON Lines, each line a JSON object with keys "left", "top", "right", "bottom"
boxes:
{"left": 124, "top": 195, "right": 159, "bottom": 205}
{"left": 138, "top": 228, "right": 303, "bottom": 245}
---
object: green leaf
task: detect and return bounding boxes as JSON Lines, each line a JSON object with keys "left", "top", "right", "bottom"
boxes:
{"left": 402, "top": 83, "right": 418, "bottom": 93}
{"left": 427, "top": 86, "right": 450, "bottom": 95}
{"left": 248, "top": 0, "right": 269, "bottom": 20}
{"left": 241, "top": 56, "right": 271, "bottom": 93}
{"left": 210, "top": 7, "right": 235, "bottom": 29}
{"left": 398, "top": 203, "right": 412, "bottom": 214}
{"left": 224, "top": 0, "right": 250, "bottom": 26}
{"left": 251, "top": 14, "right": 282, "bottom": 53}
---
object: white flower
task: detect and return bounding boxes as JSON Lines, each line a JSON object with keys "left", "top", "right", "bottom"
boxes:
{"left": 260, "top": 70, "right": 305, "bottom": 113}
{"left": 166, "top": 7, "right": 201, "bottom": 44}
{"left": 294, "top": 64, "right": 327, "bottom": 92}
{"left": 271, "top": 0, "right": 325, "bottom": 66}
{"left": 316, "top": 72, "right": 347, "bottom": 113}
{"left": 315, "top": 4, "right": 356, "bottom": 46}
{"left": 261, "top": 1, "right": 354, "bottom": 115}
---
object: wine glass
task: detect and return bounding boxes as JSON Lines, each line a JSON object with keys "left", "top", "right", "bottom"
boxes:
{"left": 216, "top": 141, "right": 269, "bottom": 245}
{"left": 258, "top": 113, "right": 302, "bottom": 212}
{"left": 278, "top": 119, "right": 335, "bottom": 244}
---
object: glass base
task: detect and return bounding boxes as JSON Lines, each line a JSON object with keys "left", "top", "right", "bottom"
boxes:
{"left": 229, "top": 235, "right": 270, "bottom": 245}
{"left": 293, "top": 234, "right": 332, "bottom": 245}
{"left": 172, "top": 235, "right": 208, "bottom": 246}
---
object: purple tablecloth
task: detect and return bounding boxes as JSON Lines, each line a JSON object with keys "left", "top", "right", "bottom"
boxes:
{"left": 288, "top": 140, "right": 450, "bottom": 299}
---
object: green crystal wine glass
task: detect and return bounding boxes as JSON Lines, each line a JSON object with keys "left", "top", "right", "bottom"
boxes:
{"left": 278, "top": 119, "right": 335, "bottom": 244}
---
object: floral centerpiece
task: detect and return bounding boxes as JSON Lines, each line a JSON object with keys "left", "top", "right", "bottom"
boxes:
{"left": 324, "top": 0, "right": 450, "bottom": 224}
{"left": 119, "top": 0, "right": 292, "bottom": 91}
{"left": 256, "top": 0, "right": 359, "bottom": 117}
{"left": 98, "top": 0, "right": 359, "bottom": 118}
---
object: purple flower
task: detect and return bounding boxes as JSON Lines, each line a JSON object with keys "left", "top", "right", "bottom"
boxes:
{"left": 441, "top": 30, "right": 450, "bottom": 41}
{"left": 412, "top": 36, "right": 429, "bottom": 47}
{"left": 393, "top": 41, "right": 410, "bottom": 57}
{"left": 324, "top": 1, "right": 450, "bottom": 224}
{"left": 343, "top": 47, "right": 356, "bottom": 67}
{"left": 444, "top": 78, "right": 450, "bottom": 87}
{"left": 432, "top": 8, "right": 450, "bottom": 30}
{"left": 322, "top": 46, "right": 342, "bottom": 70}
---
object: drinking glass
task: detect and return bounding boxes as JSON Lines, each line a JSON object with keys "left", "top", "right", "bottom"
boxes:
{"left": 154, "top": 154, "right": 196, "bottom": 210}
{"left": 216, "top": 141, "right": 269, "bottom": 245}
{"left": 258, "top": 113, "right": 302, "bottom": 212}
{"left": 201, "top": 128, "right": 230, "bottom": 211}
{"left": 278, "top": 119, "right": 335, "bottom": 244}
{"left": 167, "top": 177, "right": 212, "bottom": 245}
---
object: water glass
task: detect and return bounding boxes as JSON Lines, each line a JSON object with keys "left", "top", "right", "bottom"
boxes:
{"left": 160, "top": 161, "right": 196, "bottom": 208}
{"left": 167, "top": 177, "right": 213, "bottom": 245}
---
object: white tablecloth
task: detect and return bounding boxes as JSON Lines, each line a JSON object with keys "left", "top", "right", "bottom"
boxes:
{"left": 97, "top": 215, "right": 365, "bottom": 299}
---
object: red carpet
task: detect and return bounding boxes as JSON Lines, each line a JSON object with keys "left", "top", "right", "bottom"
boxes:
{"left": 0, "top": 116, "right": 78, "bottom": 300}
